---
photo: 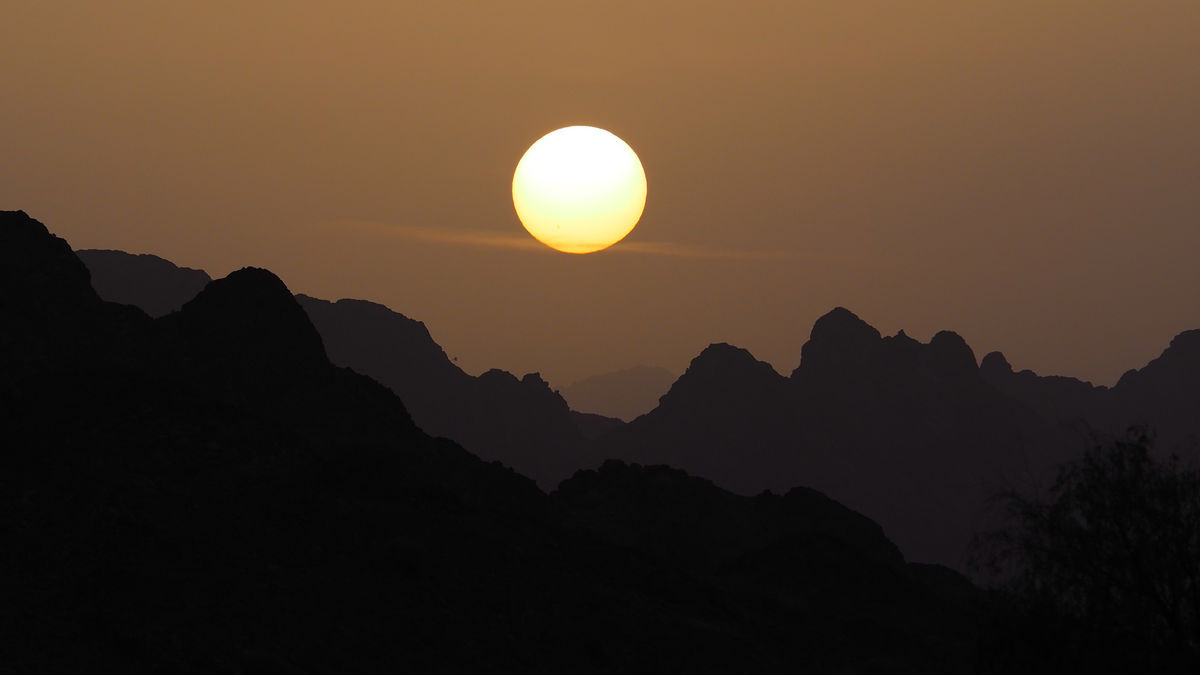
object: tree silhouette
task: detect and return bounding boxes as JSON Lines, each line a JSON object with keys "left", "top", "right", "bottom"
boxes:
{"left": 977, "top": 428, "right": 1200, "bottom": 672}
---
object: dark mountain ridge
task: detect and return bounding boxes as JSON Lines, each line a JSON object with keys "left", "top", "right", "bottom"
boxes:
{"left": 6, "top": 210, "right": 980, "bottom": 672}
{"left": 295, "top": 294, "right": 591, "bottom": 486}
{"left": 80, "top": 249, "right": 597, "bottom": 487}
{"left": 77, "top": 248, "right": 211, "bottom": 317}
{"left": 598, "top": 307, "right": 1200, "bottom": 568}
{"left": 75, "top": 246, "right": 1200, "bottom": 572}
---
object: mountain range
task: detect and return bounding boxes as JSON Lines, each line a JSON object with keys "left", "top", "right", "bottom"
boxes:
{"left": 593, "top": 308, "right": 1198, "bottom": 565}
{"left": 5, "top": 210, "right": 989, "bottom": 672}
{"left": 77, "top": 244, "right": 1200, "bottom": 571}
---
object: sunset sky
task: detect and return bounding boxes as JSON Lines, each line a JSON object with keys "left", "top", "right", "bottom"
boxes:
{"left": 4, "top": 2, "right": 1198, "bottom": 388}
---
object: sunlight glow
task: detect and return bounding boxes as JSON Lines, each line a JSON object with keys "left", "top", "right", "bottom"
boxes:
{"left": 512, "top": 126, "right": 647, "bottom": 254}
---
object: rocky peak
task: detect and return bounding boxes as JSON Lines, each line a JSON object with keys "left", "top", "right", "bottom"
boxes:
{"left": 925, "top": 330, "right": 978, "bottom": 380}
{"left": 478, "top": 368, "right": 520, "bottom": 386}
{"left": 794, "top": 307, "right": 882, "bottom": 378}
{"left": 652, "top": 343, "right": 785, "bottom": 415}
{"left": 472, "top": 369, "right": 570, "bottom": 411}
{"left": 678, "top": 343, "right": 780, "bottom": 386}
{"left": 0, "top": 210, "right": 100, "bottom": 311}
{"left": 979, "top": 351, "right": 1013, "bottom": 381}
{"left": 520, "top": 372, "right": 551, "bottom": 388}
{"left": 170, "top": 267, "right": 327, "bottom": 368}
{"left": 1170, "top": 329, "right": 1200, "bottom": 351}
{"left": 1115, "top": 329, "right": 1200, "bottom": 391}
{"left": 810, "top": 307, "right": 881, "bottom": 345}
{"left": 1161, "top": 329, "right": 1200, "bottom": 373}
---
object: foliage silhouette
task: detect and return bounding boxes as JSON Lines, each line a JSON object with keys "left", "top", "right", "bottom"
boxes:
{"left": 975, "top": 428, "right": 1200, "bottom": 673}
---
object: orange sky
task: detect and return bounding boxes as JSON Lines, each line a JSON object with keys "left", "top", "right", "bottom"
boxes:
{"left": 3, "top": 2, "right": 1198, "bottom": 388}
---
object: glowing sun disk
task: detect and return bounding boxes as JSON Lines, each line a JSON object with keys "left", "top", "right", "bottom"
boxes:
{"left": 512, "top": 126, "right": 647, "bottom": 254}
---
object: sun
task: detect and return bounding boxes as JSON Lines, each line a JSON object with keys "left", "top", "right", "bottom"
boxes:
{"left": 512, "top": 126, "right": 647, "bottom": 254}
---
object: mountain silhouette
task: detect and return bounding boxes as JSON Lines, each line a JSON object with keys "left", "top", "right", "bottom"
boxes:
{"left": 978, "top": 350, "right": 1113, "bottom": 430}
{"left": 73, "top": 249, "right": 606, "bottom": 487}
{"left": 7, "top": 210, "right": 983, "bottom": 672}
{"left": 73, "top": 249, "right": 1200, "bottom": 573}
{"left": 296, "top": 294, "right": 595, "bottom": 486}
{"left": 551, "top": 460, "right": 981, "bottom": 668}
{"left": 77, "top": 248, "right": 211, "bottom": 317}
{"left": 981, "top": 332, "right": 1200, "bottom": 453}
{"left": 593, "top": 307, "right": 1200, "bottom": 569}
{"left": 561, "top": 365, "right": 677, "bottom": 421}
{"left": 1112, "top": 330, "right": 1200, "bottom": 449}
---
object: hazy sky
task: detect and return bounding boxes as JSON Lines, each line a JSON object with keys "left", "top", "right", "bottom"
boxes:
{"left": 4, "top": 2, "right": 1198, "bottom": 388}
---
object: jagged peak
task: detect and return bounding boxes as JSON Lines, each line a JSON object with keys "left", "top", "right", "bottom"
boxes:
{"left": 0, "top": 209, "right": 39, "bottom": 234}
{"left": 687, "top": 343, "right": 780, "bottom": 377}
{"left": 926, "top": 330, "right": 978, "bottom": 378}
{"left": 880, "top": 329, "right": 923, "bottom": 360}
{"left": 172, "top": 267, "right": 327, "bottom": 366}
{"left": 185, "top": 267, "right": 292, "bottom": 309}
{"left": 1115, "top": 368, "right": 1141, "bottom": 388}
{"left": 794, "top": 307, "right": 882, "bottom": 377}
{"left": 479, "top": 368, "right": 520, "bottom": 385}
{"left": 887, "top": 328, "right": 920, "bottom": 345}
{"left": 2, "top": 210, "right": 51, "bottom": 244}
{"left": 810, "top": 307, "right": 881, "bottom": 344}
{"left": 652, "top": 343, "right": 782, "bottom": 409}
{"left": 476, "top": 370, "right": 558, "bottom": 396}
{"left": 0, "top": 210, "right": 100, "bottom": 308}
{"left": 695, "top": 341, "right": 755, "bottom": 362}
{"left": 1168, "top": 329, "right": 1200, "bottom": 353}
{"left": 520, "top": 372, "right": 550, "bottom": 388}
{"left": 979, "top": 351, "right": 1013, "bottom": 377}
{"left": 1115, "top": 328, "right": 1200, "bottom": 390}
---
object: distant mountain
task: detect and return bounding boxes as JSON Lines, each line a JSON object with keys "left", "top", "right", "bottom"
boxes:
{"left": 561, "top": 365, "right": 676, "bottom": 421}
{"left": 981, "top": 332, "right": 1200, "bottom": 453}
{"left": 590, "top": 312, "right": 1044, "bottom": 568}
{"left": 1111, "top": 329, "right": 1200, "bottom": 449}
{"left": 978, "top": 351, "right": 1113, "bottom": 432}
{"left": 295, "top": 295, "right": 595, "bottom": 486}
{"left": 5, "top": 210, "right": 979, "bottom": 672}
{"left": 76, "top": 248, "right": 211, "bottom": 316}
{"left": 595, "top": 307, "right": 1200, "bottom": 569}
{"left": 73, "top": 250, "right": 1200, "bottom": 571}
{"left": 75, "top": 249, "right": 609, "bottom": 488}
